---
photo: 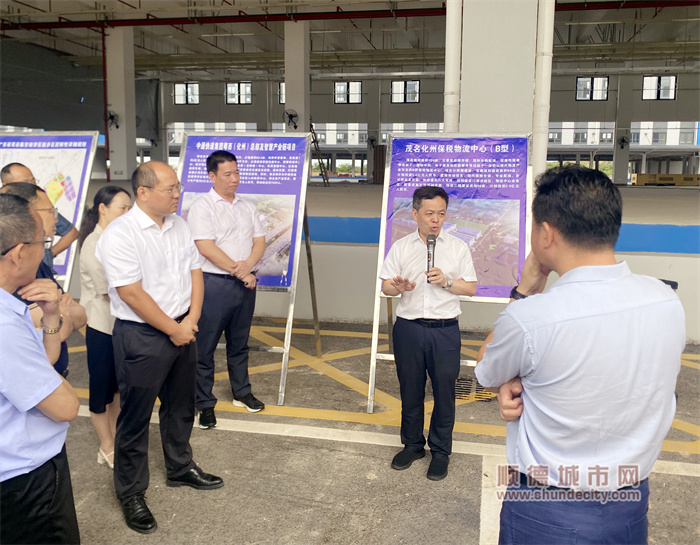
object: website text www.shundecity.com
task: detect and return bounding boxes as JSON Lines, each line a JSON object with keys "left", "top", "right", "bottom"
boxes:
{"left": 496, "top": 487, "right": 642, "bottom": 505}
{"left": 496, "top": 464, "right": 643, "bottom": 504}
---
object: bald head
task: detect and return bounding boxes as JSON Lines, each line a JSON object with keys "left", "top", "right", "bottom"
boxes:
{"left": 1, "top": 163, "right": 36, "bottom": 186}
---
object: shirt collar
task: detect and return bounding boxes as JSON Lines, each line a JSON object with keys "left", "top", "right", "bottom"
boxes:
{"left": 0, "top": 286, "right": 30, "bottom": 316}
{"left": 209, "top": 187, "right": 240, "bottom": 206}
{"left": 409, "top": 228, "right": 445, "bottom": 244}
{"left": 132, "top": 202, "right": 175, "bottom": 232}
{"left": 552, "top": 261, "right": 631, "bottom": 288}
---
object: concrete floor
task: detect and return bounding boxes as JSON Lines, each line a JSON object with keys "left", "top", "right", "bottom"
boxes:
{"left": 62, "top": 320, "right": 699, "bottom": 545}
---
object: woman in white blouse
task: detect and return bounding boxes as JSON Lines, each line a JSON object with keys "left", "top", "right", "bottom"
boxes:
{"left": 78, "top": 186, "right": 131, "bottom": 469}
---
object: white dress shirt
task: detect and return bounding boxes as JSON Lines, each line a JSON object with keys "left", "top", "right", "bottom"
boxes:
{"left": 379, "top": 229, "right": 477, "bottom": 320}
{"left": 96, "top": 204, "right": 202, "bottom": 322}
{"left": 79, "top": 224, "right": 114, "bottom": 335}
{"left": 476, "top": 262, "right": 685, "bottom": 491}
{"left": 187, "top": 189, "right": 265, "bottom": 275}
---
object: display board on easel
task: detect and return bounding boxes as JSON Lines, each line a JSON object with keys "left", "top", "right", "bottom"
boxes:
{"left": 176, "top": 132, "right": 312, "bottom": 405}
{"left": 0, "top": 131, "right": 99, "bottom": 291}
{"left": 367, "top": 134, "right": 533, "bottom": 412}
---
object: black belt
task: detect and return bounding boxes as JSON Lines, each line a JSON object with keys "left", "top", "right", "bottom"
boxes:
{"left": 203, "top": 272, "right": 245, "bottom": 283}
{"left": 406, "top": 317, "right": 458, "bottom": 328}
{"left": 174, "top": 309, "right": 190, "bottom": 323}
{"left": 518, "top": 472, "right": 647, "bottom": 491}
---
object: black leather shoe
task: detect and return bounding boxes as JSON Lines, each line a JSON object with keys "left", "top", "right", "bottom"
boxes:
{"left": 391, "top": 447, "right": 426, "bottom": 470}
{"left": 166, "top": 466, "right": 224, "bottom": 490}
{"left": 427, "top": 453, "right": 449, "bottom": 481}
{"left": 122, "top": 495, "right": 157, "bottom": 534}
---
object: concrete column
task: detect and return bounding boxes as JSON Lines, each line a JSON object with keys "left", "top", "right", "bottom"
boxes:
{"left": 641, "top": 153, "right": 647, "bottom": 174}
{"left": 443, "top": 0, "right": 463, "bottom": 133}
{"left": 284, "top": 22, "right": 310, "bottom": 133}
{"left": 575, "top": 153, "right": 580, "bottom": 166}
{"left": 459, "top": 0, "right": 538, "bottom": 136}
{"left": 365, "top": 80, "right": 381, "bottom": 183}
{"left": 351, "top": 152, "right": 356, "bottom": 176}
{"left": 105, "top": 27, "right": 137, "bottom": 180}
{"left": 149, "top": 81, "right": 170, "bottom": 164}
{"left": 613, "top": 75, "right": 633, "bottom": 184}
{"left": 255, "top": 81, "right": 271, "bottom": 132}
{"left": 589, "top": 152, "right": 595, "bottom": 168}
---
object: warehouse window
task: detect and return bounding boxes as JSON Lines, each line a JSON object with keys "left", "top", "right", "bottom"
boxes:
{"left": 226, "top": 82, "right": 252, "bottom": 104}
{"left": 642, "top": 76, "right": 676, "bottom": 100}
{"left": 334, "top": 81, "right": 362, "bottom": 104}
{"left": 174, "top": 82, "right": 199, "bottom": 105}
{"left": 391, "top": 80, "right": 420, "bottom": 103}
{"left": 576, "top": 77, "right": 609, "bottom": 101}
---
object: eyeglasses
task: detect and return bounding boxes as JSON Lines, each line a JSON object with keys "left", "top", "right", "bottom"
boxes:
{"left": 0, "top": 236, "right": 53, "bottom": 256}
{"left": 148, "top": 184, "right": 184, "bottom": 196}
{"left": 35, "top": 207, "right": 59, "bottom": 219}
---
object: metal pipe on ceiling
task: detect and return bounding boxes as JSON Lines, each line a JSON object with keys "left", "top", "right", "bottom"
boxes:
{"left": 2, "top": 1, "right": 697, "bottom": 32}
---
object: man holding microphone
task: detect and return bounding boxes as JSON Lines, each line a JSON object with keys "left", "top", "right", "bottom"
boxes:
{"left": 379, "top": 186, "right": 477, "bottom": 481}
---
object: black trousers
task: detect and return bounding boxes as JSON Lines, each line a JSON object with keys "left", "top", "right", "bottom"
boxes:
{"left": 392, "top": 317, "right": 461, "bottom": 456}
{"left": 0, "top": 445, "right": 80, "bottom": 544}
{"left": 196, "top": 273, "right": 256, "bottom": 410}
{"left": 112, "top": 319, "right": 197, "bottom": 503}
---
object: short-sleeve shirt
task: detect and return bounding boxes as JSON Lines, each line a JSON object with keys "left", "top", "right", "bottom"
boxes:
{"left": 0, "top": 288, "right": 68, "bottom": 482}
{"left": 187, "top": 189, "right": 265, "bottom": 275}
{"left": 43, "top": 213, "right": 75, "bottom": 271}
{"left": 475, "top": 262, "right": 685, "bottom": 491}
{"left": 80, "top": 224, "right": 114, "bottom": 335}
{"left": 379, "top": 229, "right": 477, "bottom": 320}
{"left": 96, "top": 204, "right": 202, "bottom": 322}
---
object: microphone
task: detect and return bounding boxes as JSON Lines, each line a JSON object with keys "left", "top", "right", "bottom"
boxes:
{"left": 426, "top": 234, "right": 436, "bottom": 283}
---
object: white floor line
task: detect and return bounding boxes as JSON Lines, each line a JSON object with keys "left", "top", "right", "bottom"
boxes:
{"left": 480, "top": 454, "right": 507, "bottom": 545}
{"left": 76, "top": 407, "right": 699, "bottom": 478}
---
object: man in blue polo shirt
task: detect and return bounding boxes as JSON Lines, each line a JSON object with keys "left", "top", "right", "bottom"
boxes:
{"left": 0, "top": 193, "right": 81, "bottom": 544}
{"left": 476, "top": 166, "right": 685, "bottom": 544}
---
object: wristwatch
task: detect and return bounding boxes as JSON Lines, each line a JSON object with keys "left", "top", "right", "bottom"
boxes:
{"left": 509, "top": 286, "right": 528, "bottom": 300}
{"left": 40, "top": 314, "right": 64, "bottom": 334}
{"left": 443, "top": 277, "right": 453, "bottom": 290}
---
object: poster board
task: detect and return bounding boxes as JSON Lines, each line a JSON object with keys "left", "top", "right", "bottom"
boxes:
{"left": 0, "top": 131, "right": 99, "bottom": 290}
{"left": 176, "top": 132, "right": 311, "bottom": 405}
{"left": 367, "top": 134, "right": 532, "bottom": 412}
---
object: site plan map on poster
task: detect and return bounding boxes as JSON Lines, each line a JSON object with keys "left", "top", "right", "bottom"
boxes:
{"left": 0, "top": 132, "right": 98, "bottom": 284}
{"left": 177, "top": 133, "right": 309, "bottom": 290}
{"left": 384, "top": 136, "right": 530, "bottom": 299}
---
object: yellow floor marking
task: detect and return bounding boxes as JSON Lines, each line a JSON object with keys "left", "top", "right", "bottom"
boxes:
{"left": 214, "top": 400, "right": 401, "bottom": 426}
{"left": 681, "top": 356, "right": 700, "bottom": 370}
{"left": 67, "top": 328, "right": 700, "bottom": 454}
{"left": 251, "top": 325, "right": 388, "bottom": 340}
{"left": 461, "top": 346, "right": 481, "bottom": 359}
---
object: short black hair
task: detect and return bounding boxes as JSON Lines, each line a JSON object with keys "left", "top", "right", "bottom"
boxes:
{"left": 0, "top": 181, "right": 44, "bottom": 204}
{"left": 0, "top": 194, "right": 37, "bottom": 256}
{"left": 130, "top": 163, "right": 159, "bottom": 195}
{"left": 412, "top": 186, "right": 448, "bottom": 210}
{"left": 532, "top": 165, "right": 622, "bottom": 249}
{"left": 206, "top": 150, "right": 237, "bottom": 174}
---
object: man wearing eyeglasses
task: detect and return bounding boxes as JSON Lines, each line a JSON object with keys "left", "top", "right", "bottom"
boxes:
{"left": 1, "top": 162, "right": 79, "bottom": 273}
{"left": 0, "top": 182, "right": 87, "bottom": 377}
{"left": 0, "top": 193, "right": 81, "bottom": 545}
{"left": 96, "top": 161, "right": 223, "bottom": 535}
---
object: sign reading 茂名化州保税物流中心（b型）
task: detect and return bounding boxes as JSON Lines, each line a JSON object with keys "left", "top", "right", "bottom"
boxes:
{"left": 0, "top": 132, "right": 98, "bottom": 288}
{"left": 385, "top": 136, "right": 529, "bottom": 299}
{"left": 177, "top": 133, "right": 310, "bottom": 290}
